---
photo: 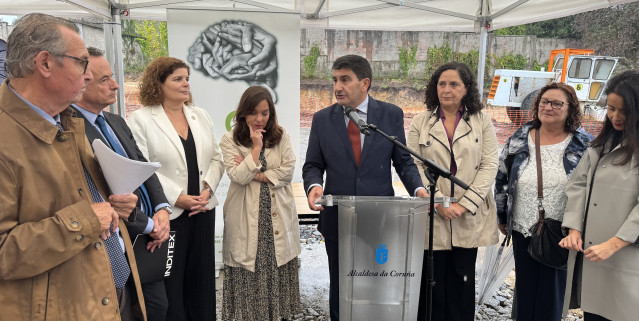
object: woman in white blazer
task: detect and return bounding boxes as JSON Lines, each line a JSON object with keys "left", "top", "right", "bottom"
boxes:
{"left": 127, "top": 57, "right": 223, "bottom": 321}
{"left": 220, "top": 86, "right": 300, "bottom": 320}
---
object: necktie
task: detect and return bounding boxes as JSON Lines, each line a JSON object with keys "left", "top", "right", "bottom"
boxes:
{"left": 95, "top": 115, "right": 154, "bottom": 216}
{"left": 347, "top": 112, "right": 362, "bottom": 166}
{"left": 57, "top": 121, "right": 131, "bottom": 289}
{"left": 83, "top": 168, "right": 131, "bottom": 289}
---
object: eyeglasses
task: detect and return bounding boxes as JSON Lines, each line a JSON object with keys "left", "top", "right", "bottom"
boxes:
{"left": 55, "top": 53, "right": 89, "bottom": 74}
{"left": 539, "top": 98, "right": 565, "bottom": 109}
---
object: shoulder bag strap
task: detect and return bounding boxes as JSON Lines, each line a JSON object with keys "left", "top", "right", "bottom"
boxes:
{"left": 535, "top": 128, "right": 545, "bottom": 222}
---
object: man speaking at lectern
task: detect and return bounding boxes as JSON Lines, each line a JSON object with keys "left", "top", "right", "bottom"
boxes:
{"left": 302, "top": 54, "right": 427, "bottom": 321}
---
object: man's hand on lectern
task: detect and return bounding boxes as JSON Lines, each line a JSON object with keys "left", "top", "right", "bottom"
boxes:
{"left": 307, "top": 185, "right": 324, "bottom": 211}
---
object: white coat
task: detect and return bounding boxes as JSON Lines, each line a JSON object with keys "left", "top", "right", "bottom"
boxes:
{"left": 127, "top": 104, "right": 224, "bottom": 219}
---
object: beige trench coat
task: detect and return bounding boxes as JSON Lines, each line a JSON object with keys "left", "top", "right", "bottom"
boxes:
{"left": 0, "top": 83, "right": 145, "bottom": 321}
{"left": 220, "top": 130, "right": 301, "bottom": 272}
{"left": 407, "top": 110, "right": 499, "bottom": 250}
{"left": 562, "top": 143, "right": 639, "bottom": 321}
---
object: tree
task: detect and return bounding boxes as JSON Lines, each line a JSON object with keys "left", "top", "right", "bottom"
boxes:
{"left": 573, "top": 3, "right": 639, "bottom": 69}
{"left": 133, "top": 20, "right": 168, "bottom": 63}
{"left": 494, "top": 16, "right": 579, "bottom": 38}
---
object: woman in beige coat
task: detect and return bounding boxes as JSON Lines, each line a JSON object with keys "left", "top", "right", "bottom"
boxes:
{"left": 407, "top": 62, "right": 499, "bottom": 321}
{"left": 220, "top": 86, "right": 301, "bottom": 321}
{"left": 560, "top": 71, "right": 639, "bottom": 321}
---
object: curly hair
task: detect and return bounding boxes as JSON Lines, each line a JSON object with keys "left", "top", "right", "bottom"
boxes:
{"left": 424, "top": 61, "right": 482, "bottom": 117}
{"left": 530, "top": 82, "right": 582, "bottom": 132}
{"left": 139, "top": 57, "right": 193, "bottom": 106}
{"left": 591, "top": 70, "right": 639, "bottom": 166}
{"left": 233, "top": 86, "right": 283, "bottom": 148}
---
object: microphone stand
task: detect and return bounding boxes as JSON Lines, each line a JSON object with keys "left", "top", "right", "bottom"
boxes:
{"left": 366, "top": 123, "right": 469, "bottom": 321}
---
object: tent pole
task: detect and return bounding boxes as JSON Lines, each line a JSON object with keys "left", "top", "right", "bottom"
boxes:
{"left": 477, "top": 23, "right": 488, "bottom": 98}
{"left": 111, "top": 7, "right": 126, "bottom": 117}
{"left": 103, "top": 17, "right": 117, "bottom": 114}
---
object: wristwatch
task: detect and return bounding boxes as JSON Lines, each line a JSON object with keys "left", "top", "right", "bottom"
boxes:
{"left": 157, "top": 206, "right": 172, "bottom": 215}
{"left": 203, "top": 185, "right": 214, "bottom": 196}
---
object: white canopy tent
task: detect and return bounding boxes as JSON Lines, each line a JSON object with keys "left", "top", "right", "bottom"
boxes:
{"left": 3, "top": 0, "right": 631, "bottom": 31}
{"left": 1, "top": 0, "right": 636, "bottom": 112}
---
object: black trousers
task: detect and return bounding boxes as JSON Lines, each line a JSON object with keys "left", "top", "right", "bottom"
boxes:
{"left": 325, "top": 238, "right": 340, "bottom": 321}
{"left": 417, "top": 247, "right": 478, "bottom": 321}
{"left": 142, "top": 279, "right": 168, "bottom": 321}
{"left": 512, "top": 231, "right": 566, "bottom": 321}
{"left": 584, "top": 312, "right": 611, "bottom": 321}
{"left": 164, "top": 209, "right": 216, "bottom": 321}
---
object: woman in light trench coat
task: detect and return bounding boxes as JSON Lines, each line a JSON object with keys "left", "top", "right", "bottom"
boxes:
{"left": 220, "top": 86, "right": 301, "bottom": 321}
{"left": 560, "top": 70, "right": 639, "bottom": 321}
{"left": 407, "top": 62, "right": 499, "bottom": 321}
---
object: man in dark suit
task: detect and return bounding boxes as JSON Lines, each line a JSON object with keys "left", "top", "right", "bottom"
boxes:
{"left": 303, "top": 55, "right": 428, "bottom": 321}
{"left": 72, "top": 47, "right": 171, "bottom": 321}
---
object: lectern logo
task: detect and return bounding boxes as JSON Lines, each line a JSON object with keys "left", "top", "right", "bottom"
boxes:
{"left": 375, "top": 244, "right": 388, "bottom": 264}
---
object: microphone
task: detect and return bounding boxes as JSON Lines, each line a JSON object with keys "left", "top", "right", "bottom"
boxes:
{"left": 344, "top": 106, "right": 371, "bottom": 136}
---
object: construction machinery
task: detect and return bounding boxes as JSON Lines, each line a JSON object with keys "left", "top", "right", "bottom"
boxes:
{"left": 487, "top": 49, "right": 618, "bottom": 123}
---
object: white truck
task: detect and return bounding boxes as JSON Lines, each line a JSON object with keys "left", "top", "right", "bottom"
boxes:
{"left": 487, "top": 49, "right": 618, "bottom": 124}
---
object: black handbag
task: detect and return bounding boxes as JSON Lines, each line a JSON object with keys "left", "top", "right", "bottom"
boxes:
{"left": 527, "top": 129, "right": 569, "bottom": 270}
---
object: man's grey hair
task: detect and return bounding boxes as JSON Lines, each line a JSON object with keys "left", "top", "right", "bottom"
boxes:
{"left": 5, "top": 13, "right": 79, "bottom": 79}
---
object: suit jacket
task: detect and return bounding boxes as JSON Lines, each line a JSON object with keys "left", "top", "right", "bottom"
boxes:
{"left": 72, "top": 106, "right": 169, "bottom": 235}
{"left": 302, "top": 97, "right": 424, "bottom": 240}
{"left": 0, "top": 82, "right": 145, "bottom": 320}
{"left": 127, "top": 104, "right": 224, "bottom": 220}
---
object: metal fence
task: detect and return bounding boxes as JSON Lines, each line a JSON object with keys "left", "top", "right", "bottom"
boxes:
{"left": 124, "top": 90, "right": 604, "bottom": 145}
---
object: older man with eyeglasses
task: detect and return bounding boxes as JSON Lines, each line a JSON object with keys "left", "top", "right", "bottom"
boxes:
{"left": 0, "top": 13, "right": 146, "bottom": 321}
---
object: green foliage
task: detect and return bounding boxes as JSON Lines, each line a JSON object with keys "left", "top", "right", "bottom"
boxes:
{"left": 303, "top": 45, "right": 320, "bottom": 78}
{"left": 453, "top": 49, "right": 480, "bottom": 75}
{"left": 124, "top": 63, "right": 145, "bottom": 75}
{"left": 494, "top": 25, "right": 527, "bottom": 36}
{"left": 121, "top": 20, "right": 144, "bottom": 74}
{"left": 398, "top": 46, "right": 418, "bottom": 78}
{"left": 532, "top": 59, "right": 550, "bottom": 71}
{"left": 424, "top": 43, "right": 494, "bottom": 88}
{"left": 492, "top": 16, "right": 579, "bottom": 38}
{"left": 492, "top": 52, "right": 527, "bottom": 70}
{"left": 574, "top": 2, "right": 639, "bottom": 69}
{"left": 133, "top": 20, "right": 168, "bottom": 63}
{"left": 425, "top": 43, "right": 452, "bottom": 80}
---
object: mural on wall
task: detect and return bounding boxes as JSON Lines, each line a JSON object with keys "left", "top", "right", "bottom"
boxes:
{"left": 187, "top": 20, "right": 279, "bottom": 102}
{"left": 0, "top": 39, "right": 7, "bottom": 82}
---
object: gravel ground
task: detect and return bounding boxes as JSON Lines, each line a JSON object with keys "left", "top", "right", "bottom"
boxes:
{"left": 215, "top": 225, "right": 586, "bottom": 320}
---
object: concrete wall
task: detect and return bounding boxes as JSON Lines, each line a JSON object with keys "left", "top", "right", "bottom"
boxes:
{"left": 78, "top": 22, "right": 106, "bottom": 51}
{"left": 301, "top": 27, "right": 582, "bottom": 78}
{"left": 0, "top": 22, "right": 12, "bottom": 41}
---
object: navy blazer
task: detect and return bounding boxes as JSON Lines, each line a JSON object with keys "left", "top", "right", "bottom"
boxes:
{"left": 302, "top": 97, "right": 424, "bottom": 240}
{"left": 72, "top": 106, "right": 169, "bottom": 236}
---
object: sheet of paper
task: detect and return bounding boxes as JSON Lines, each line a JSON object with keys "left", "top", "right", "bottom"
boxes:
{"left": 92, "top": 140, "right": 161, "bottom": 195}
